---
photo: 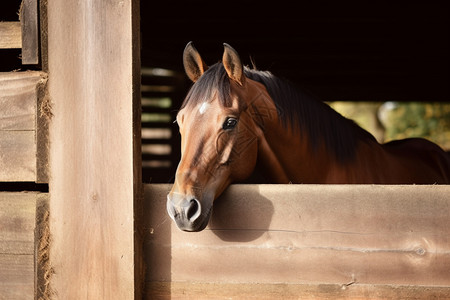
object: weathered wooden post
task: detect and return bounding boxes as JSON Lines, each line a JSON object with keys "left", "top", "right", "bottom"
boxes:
{"left": 47, "top": 0, "right": 142, "bottom": 298}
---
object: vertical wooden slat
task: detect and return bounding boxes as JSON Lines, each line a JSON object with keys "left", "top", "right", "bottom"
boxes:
{"left": 39, "top": 0, "right": 49, "bottom": 72}
{"left": 36, "top": 74, "right": 50, "bottom": 183}
{"left": 47, "top": 0, "right": 141, "bottom": 298}
{"left": 20, "top": 0, "right": 39, "bottom": 64}
{"left": 35, "top": 194, "right": 51, "bottom": 300}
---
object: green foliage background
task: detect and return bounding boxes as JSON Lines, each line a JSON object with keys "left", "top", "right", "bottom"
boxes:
{"left": 381, "top": 102, "right": 450, "bottom": 150}
{"left": 330, "top": 102, "right": 450, "bottom": 151}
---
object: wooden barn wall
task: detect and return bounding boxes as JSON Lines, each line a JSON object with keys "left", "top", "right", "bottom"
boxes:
{"left": 2, "top": 185, "right": 449, "bottom": 299}
{"left": 144, "top": 184, "right": 450, "bottom": 299}
{"left": 1, "top": 1, "right": 449, "bottom": 299}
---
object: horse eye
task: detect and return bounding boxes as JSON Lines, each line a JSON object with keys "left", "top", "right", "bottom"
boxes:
{"left": 223, "top": 117, "right": 238, "bottom": 130}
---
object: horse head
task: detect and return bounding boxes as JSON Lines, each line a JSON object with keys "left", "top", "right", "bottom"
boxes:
{"left": 166, "top": 42, "right": 266, "bottom": 231}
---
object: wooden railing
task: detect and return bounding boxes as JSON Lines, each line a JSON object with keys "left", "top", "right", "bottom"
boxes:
{"left": 145, "top": 184, "right": 450, "bottom": 299}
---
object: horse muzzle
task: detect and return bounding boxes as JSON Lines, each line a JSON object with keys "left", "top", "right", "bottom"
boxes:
{"left": 166, "top": 194, "right": 211, "bottom": 232}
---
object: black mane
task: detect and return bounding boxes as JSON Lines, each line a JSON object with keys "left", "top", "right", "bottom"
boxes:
{"left": 182, "top": 63, "right": 376, "bottom": 163}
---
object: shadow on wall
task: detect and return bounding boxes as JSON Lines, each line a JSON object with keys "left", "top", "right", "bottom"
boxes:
{"left": 143, "top": 184, "right": 275, "bottom": 298}
{"left": 210, "top": 184, "right": 275, "bottom": 242}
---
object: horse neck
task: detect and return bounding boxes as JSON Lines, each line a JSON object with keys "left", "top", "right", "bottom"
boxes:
{"left": 256, "top": 114, "right": 335, "bottom": 183}
{"left": 244, "top": 79, "right": 381, "bottom": 183}
{"left": 243, "top": 82, "right": 334, "bottom": 183}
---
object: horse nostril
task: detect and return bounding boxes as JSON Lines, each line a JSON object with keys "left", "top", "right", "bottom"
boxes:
{"left": 186, "top": 199, "right": 201, "bottom": 222}
{"left": 166, "top": 197, "right": 178, "bottom": 220}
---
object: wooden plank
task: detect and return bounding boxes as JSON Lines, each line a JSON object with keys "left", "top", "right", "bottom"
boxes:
{"left": 37, "top": 0, "right": 49, "bottom": 179}
{"left": 20, "top": 0, "right": 39, "bottom": 64}
{"left": 0, "top": 71, "right": 46, "bottom": 182}
{"left": 0, "top": 22, "right": 21, "bottom": 49}
{"left": 147, "top": 282, "right": 450, "bottom": 299}
{"left": 144, "top": 184, "right": 450, "bottom": 297}
{"left": 35, "top": 194, "right": 51, "bottom": 299}
{"left": 0, "top": 71, "right": 42, "bottom": 131}
{"left": 0, "top": 131, "right": 36, "bottom": 181}
{"left": 0, "top": 255, "right": 34, "bottom": 300}
{"left": 47, "top": 0, "right": 142, "bottom": 298}
{"left": 0, "top": 192, "right": 37, "bottom": 300}
{"left": 39, "top": 0, "right": 49, "bottom": 71}
{"left": 0, "top": 193, "right": 36, "bottom": 254}
{"left": 36, "top": 74, "right": 50, "bottom": 183}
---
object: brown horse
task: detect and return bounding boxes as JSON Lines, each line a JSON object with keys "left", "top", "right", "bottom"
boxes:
{"left": 167, "top": 42, "right": 450, "bottom": 232}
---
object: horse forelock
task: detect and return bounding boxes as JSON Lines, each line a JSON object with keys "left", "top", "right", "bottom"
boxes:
{"left": 181, "top": 63, "right": 232, "bottom": 110}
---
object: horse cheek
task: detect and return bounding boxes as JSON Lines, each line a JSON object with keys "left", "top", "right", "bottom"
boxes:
{"left": 232, "top": 140, "right": 258, "bottom": 181}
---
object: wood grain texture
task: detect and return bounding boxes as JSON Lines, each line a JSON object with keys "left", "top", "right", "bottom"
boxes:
{"left": 144, "top": 184, "right": 450, "bottom": 297}
{"left": 0, "top": 255, "right": 34, "bottom": 300}
{"left": 0, "top": 22, "right": 21, "bottom": 49}
{"left": 0, "top": 131, "right": 35, "bottom": 181}
{"left": 0, "top": 71, "right": 45, "bottom": 181}
{"left": 35, "top": 194, "right": 52, "bottom": 299}
{"left": 0, "top": 192, "right": 37, "bottom": 300}
{"left": 146, "top": 282, "right": 450, "bottom": 300}
{"left": 36, "top": 73, "right": 49, "bottom": 183}
{"left": 20, "top": 0, "right": 39, "bottom": 64}
{"left": 47, "top": 0, "right": 142, "bottom": 298}
{"left": 0, "top": 71, "right": 42, "bottom": 131}
{"left": 0, "top": 193, "right": 36, "bottom": 254}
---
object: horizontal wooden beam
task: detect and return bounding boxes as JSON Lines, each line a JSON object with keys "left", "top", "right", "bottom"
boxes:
{"left": 0, "top": 71, "right": 47, "bottom": 182}
{"left": 0, "top": 131, "right": 36, "bottom": 181}
{"left": 145, "top": 184, "right": 450, "bottom": 297}
{"left": 0, "top": 72, "right": 42, "bottom": 131}
{"left": 0, "top": 192, "right": 39, "bottom": 299}
{"left": 0, "top": 22, "right": 21, "bottom": 49}
{"left": 147, "top": 282, "right": 450, "bottom": 299}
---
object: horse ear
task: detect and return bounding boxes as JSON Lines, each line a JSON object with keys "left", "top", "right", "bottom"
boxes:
{"left": 183, "top": 41, "right": 208, "bottom": 82}
{"left": 223, "top": 43, "right": 246, "bottom": 86}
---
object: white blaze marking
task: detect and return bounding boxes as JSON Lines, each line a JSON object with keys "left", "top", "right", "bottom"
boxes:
{"left": 199, "top": 102, "right": 209, "bottom": 115}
